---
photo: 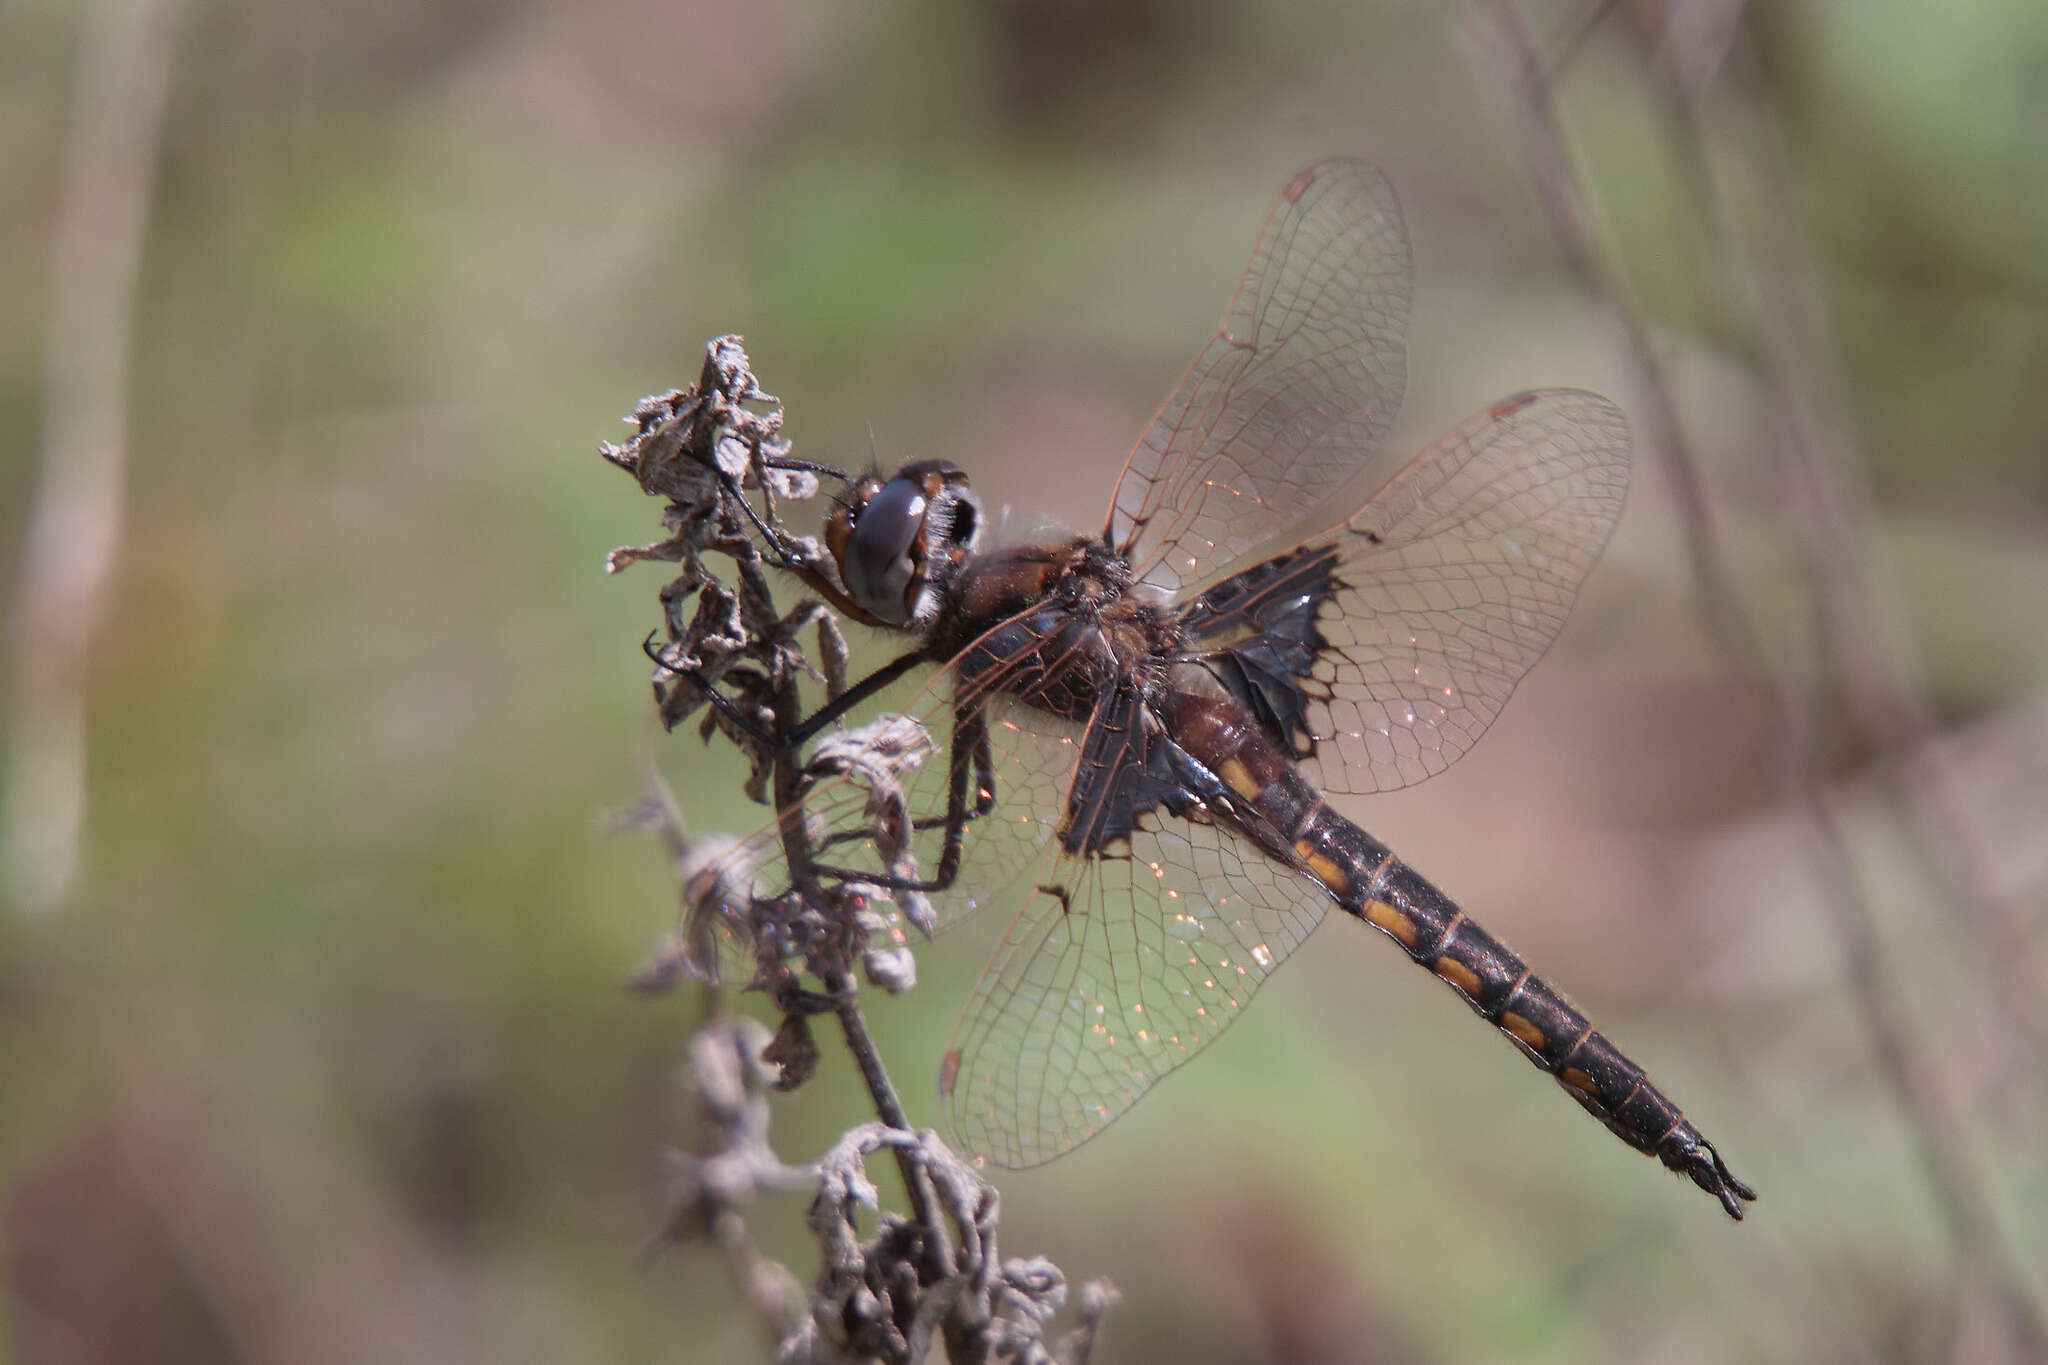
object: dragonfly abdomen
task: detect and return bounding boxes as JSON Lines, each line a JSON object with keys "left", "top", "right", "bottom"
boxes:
{"left": 1156, "top": 686, "right": 1754, "bottom": 1216}
{"left": 1276, "top": 769, "right": 1755, "bottom": 1218}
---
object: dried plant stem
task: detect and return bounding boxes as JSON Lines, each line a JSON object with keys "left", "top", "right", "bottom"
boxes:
{"left": 1687, "top": 39, "right": 2048, "bottom": 1352}
{"left": 1471, "top": 2, "right": 1749, "bottom": 656}
{"left": 4, "top": 0, "right": 183, "bottom": 915}
{"left": 763, "top": 627, "right": 956, "bottom": 1281}
{"left": 1694, "top": 47, "right": 2048, "bottom": 1085}
{"left": 1468, "top": 2, "right": 2048, "bottom": 1352}
{"left": 827, "top": 964, "right": 955, "bottom": 1271}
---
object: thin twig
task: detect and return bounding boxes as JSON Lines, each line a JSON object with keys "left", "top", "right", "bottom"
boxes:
{"left": 764, "top": 655, "right": 956, "bottom": 1279}
{"left": 3, "top": 0, "right": 184, "bottom": 915}
{"left": 1685, "top": 26, "right": 2048, "bottom": 1352}
{"left": 826, "top": 966, "right": 955, "bottom": 1265}
{"left": 1694, "top": 35, "right": 2048, "bottom": 1084}
{"left": 1469, "top": 1, "right": 1754, "bottom": 661}
{"left": 1639, "top": 8, "right": 2048, "bottom": 1344}
{"left": 1466, "top": 2, "right": 2048, "bottom": 1352}
{"left": 645, "top": 1017, "right": 812, "bottom": 1344}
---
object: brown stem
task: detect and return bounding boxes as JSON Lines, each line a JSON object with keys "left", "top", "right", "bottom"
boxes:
{"left": 762, "top": 634, "right": 957, "bottom": 1287}
{"left": 3, "top": 0, "right": 184, "bottom": 914}
{"left": 825, "top": 967, "right": 955, "bottom": 1273}
{"left": 1470, "top": 1, "right": 2048, "bottom": 1351}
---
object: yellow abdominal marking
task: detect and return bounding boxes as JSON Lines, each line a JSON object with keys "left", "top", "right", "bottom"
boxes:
{"left": 1560, "top": 1067, "right": 1599, "bottom": 1095}
{"left": 1218, "top": 758, "right": 1263, "bottom": 801}
{"left": 1362, "top": 899, "right": 1420, "bottom": 949}
{"left": 1291, "top": 839, "right": 1348, "bottom": 892}
{"left": 1434, "top": 956, "right": 1481, "bottom": 996}
{"left": 1501, "top": 1011, "right": 1547, "bottom": 1051}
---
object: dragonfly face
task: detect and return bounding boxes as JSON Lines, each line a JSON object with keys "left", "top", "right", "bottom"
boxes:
{"left": 824, "top": 459, "right": 982, "bottom": 630}
{"left": 711, "top": 160, "right": 1754, "bottom": 1219}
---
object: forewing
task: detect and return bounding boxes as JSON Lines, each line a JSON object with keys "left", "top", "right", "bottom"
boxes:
{"left": 1107, "top": 159, "right": 1411, "bottom": 594}
{"left": 1182, "top": 388, "right": 1631, "bottom": 796}
{"left": 939, "top": 700, "right": 1330, "bottom": 1168}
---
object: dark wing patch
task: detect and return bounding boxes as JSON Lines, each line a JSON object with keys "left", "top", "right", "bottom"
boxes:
{"left": 1177, "top": 543, "right": 1343, "bottom": 762}
{"left": 1059, "top": 683, "right": 1222, "bottom": 855}
{"left": 1178, "top": 389, "right": 1631, "bottom": 797}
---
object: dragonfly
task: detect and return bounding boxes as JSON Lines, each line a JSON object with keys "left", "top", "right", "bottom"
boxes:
{"left": 691, "top": 159, "right": 1755, "bottom": 1219}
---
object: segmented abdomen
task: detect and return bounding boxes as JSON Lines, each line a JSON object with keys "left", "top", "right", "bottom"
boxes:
{"left": 1161, "top": 686, "right": 1755, "bottom": 1217}
{"left": 1289, "top": 783, "right": 1751, "bottom": 1216}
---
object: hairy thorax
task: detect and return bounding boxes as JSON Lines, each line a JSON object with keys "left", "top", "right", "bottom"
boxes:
{"left": 940, "top": 538, "right": 1178, "bottom": 724}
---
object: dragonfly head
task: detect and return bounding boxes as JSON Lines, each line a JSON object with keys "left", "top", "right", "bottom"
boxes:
{"left": 825, "top": 459, "right": 982, "bottom": 630}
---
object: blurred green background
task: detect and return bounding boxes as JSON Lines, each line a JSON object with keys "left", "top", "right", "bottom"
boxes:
{"left": 5, "top": 1, "right": 2047, "bottom": 1361}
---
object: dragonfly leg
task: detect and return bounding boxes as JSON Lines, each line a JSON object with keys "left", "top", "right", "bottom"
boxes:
{"left": 811, "top": 706, "right": 988, "bottom": 896}
{"left": 642, "top": 631, "right": 782, "bottom": 748}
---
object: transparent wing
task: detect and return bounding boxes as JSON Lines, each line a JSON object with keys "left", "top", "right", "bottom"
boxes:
{"left": 1107, "top": 158, "right": 1411, "bottom": 594}
{"left": 939, "top": 704, "right": 1330, "bottom": 1168}
{"left": 1181, "top": 389, "right": 1631, "bottom": 797}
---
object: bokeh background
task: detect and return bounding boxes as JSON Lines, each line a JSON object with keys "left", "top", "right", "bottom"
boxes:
{"left": 5, "top": 1, "right": 2047, "bottom": 1361}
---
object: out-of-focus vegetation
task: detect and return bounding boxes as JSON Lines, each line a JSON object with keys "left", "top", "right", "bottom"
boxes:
{"left": 3, "top": 2, "right": 2045, "bottom": 1361}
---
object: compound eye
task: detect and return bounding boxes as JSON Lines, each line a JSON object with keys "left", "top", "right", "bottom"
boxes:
{"left": 840, "top": 475, "right": 927, "bottom": 625}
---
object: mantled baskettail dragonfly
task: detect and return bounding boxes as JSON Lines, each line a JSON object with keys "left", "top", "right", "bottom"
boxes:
{"left": 684, "top": 160, "right": 1755, "bottom": 1218}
